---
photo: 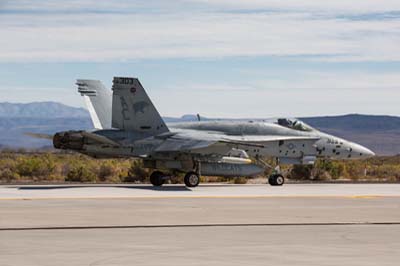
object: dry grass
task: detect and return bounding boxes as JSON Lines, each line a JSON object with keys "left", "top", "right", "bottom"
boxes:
{"left": 0, "top": 151, "right": 399, "bottom": 183}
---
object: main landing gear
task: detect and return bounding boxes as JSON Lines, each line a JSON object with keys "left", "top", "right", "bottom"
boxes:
{"left": 149, "top": 170, "right": 201, "bottom": 187}
{"left": 184, "top": 171, "right": 200, "bottom": 187}
{"left": 149, "top": 171, "right": 166, "bottom": 187}
{"left": 149, "top": 160, "right": 202, "bottom": 188}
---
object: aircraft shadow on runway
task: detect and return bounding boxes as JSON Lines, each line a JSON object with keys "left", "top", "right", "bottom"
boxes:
{"left": 16, "top": 185, "right": 192, "bottom": 191}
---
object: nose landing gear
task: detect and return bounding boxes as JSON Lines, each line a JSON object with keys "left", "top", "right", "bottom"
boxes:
{"left": 268, "top": 162, "right": 285, "bottom": 186}
{"left": 268, "top": 173, "right": 285, "bottom": 186}
{"left": 256, "top": 157, "right": 285, "bottom": 186}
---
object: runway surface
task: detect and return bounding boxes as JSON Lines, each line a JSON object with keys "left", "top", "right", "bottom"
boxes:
{"left": 1, "top": 183, "right": 400, "bottom": 199}
{"left": 1, "top": 183, "right": 400, "bottom": 265}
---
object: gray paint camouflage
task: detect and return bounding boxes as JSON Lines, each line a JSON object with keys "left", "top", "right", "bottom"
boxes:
{"left": 64, "top": 77, "right": 375, "bottom": 177}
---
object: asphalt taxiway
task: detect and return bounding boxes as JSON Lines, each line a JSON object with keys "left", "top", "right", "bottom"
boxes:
{"left": 0, "top": 184, "right": 399, "bottom": 265}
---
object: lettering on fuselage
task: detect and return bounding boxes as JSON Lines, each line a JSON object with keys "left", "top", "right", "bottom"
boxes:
{"left": 327, "top": 138, "right": 342, "bottom": 145}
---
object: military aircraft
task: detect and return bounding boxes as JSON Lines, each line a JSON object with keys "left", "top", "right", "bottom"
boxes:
{"left": 51, "top": 77, "right": 375, "bottom": 187}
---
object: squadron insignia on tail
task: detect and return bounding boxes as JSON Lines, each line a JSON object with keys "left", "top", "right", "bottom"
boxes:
{"left": 111, "top": 77, "right": 169, "bottom": 135}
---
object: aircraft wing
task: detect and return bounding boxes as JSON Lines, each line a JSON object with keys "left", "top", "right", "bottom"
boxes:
{"left": 155, "top": 138, "right": 219, "bottom": 152}
{"left": 154, "top": 130, "right": 230, "bottom": 154}
{"left": 154, "top": 131, "right": 319, "bottom": 153}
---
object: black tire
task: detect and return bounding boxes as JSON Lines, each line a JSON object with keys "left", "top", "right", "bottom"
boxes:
{"left": 184, "top": 172, "right": 200, "bottom": 187}
{"left": 268, "top": 174, "right": 285, "bottom": 186}
{"left": 150, "top": 171, "right": 164, "bottom": 187}
{"left": 268, "top": 175, "right": 276, "bottom": 185}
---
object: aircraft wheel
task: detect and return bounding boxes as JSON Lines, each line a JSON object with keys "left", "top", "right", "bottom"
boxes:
{"left": 268, "top": 174, "right": 285, "bottom": 186}
{"left": 150, "top": 171, "right": 165, "bottom": 187}
{"left": 184, "top": 172, "right": 200, "bottom": 187}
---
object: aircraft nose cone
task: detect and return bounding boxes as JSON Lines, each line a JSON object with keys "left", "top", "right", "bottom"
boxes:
{"left": 351, "top": 143, "right": 375, "bottom": 158}
{"left": 365, "top": 148, "right": 375, "bottom": 157}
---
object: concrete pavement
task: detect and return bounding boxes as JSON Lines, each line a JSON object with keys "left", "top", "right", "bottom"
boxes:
{"left": 0, "top": 184, "right": 399, "bottom": 265}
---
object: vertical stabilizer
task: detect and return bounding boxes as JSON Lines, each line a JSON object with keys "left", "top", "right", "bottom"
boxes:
{"left": 112, "top": 77, "right": 169, "bottom": 135}
{"left": 76, "top": 79, "right": 112, "bottom": 129}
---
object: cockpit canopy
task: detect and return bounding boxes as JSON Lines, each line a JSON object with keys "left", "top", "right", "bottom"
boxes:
{"left": 277, "top": 118, "right": 315, "bottom": 132}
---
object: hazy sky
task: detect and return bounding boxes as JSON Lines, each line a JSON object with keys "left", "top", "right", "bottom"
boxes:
{"left": 0, "top": 0, "right": 399, "bottom": 118}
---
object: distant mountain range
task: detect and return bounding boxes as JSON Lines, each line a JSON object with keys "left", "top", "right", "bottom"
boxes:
{"left": 300, "top": 115, "right": 400, "bottom": 156}
{"left": 0, "top": 102, "right": 89, "bottom": 118}
{"left": 0, "top": 102, "right": 399, "bottom": 155}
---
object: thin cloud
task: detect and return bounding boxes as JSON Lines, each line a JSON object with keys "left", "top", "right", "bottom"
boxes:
{"left": 189, "top": 0, "right": 400, "bottom": 13}
{"left": 0, "top": 10, "right": 399, "bottom": 62}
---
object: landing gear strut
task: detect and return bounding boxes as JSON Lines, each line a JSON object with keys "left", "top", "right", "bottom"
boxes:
{"left": 150, "top": 171, "right": 165, "bottom": 187}
{"left": 257, "top": 157, "right": 285, "bottom": 186}
{"left": 184, "top": 160, "right": 201, "bottom": 187}
{"left": 268, "top": 161, "right": 285, "bottom": 186}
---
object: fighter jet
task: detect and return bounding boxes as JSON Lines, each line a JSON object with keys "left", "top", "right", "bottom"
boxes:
{"left": 53, "top": 77, "right": 375, "bottom": 187}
